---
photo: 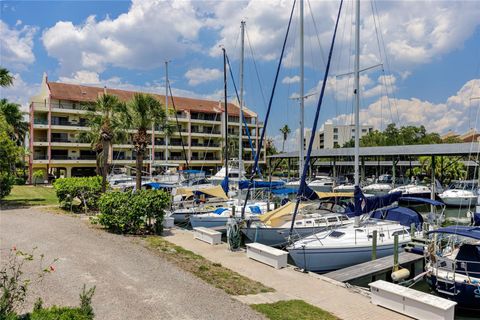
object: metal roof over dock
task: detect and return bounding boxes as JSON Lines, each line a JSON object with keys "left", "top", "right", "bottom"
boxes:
{"left": 269, "top": 142, "right": 480, "bottom": 159}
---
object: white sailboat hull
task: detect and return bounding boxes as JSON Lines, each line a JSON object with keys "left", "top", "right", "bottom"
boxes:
{"left": 288, "top": 242, "right": 407, "bottom": 273}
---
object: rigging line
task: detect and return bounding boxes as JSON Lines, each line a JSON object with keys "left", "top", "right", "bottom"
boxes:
{"left": 245, "top": 29, "right": 268, "bottom": 113}
{"left": 167, "top": 82, "right": 189, "bottom": 168}
{"left": 199, "top": 112, "right": 220, "bottom": 171}
{"left": 372, "top": 0, "right": 400, "bottom": 125}
{"left": 307, "top": 0, "right": 326, "bottom": 67}
{"left": 242, "top": 0, "right": 297, "bottom": 216}
{"left": 225, "top": 52, "right": 261, "bottom": 176}
{"left": 290, "top": 0, "right": 344, "bottom": 236}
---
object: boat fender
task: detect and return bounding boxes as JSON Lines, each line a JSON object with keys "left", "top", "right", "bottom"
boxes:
{"left": 391, "top": 268, "right": 410, "bottom": 282}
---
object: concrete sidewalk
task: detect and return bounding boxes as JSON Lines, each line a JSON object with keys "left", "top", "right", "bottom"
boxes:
{"left": 164, "top": 228, "right": 411, "bottom": 320}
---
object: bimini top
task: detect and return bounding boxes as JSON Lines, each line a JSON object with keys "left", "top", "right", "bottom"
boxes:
{"left": 427, "top": 226, "right": 480, "bottom": 240}
{"left": 399, "top": 197, "right": 445, "bottom": 207}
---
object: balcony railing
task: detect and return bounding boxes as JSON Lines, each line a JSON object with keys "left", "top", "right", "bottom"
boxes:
{"left": 191, "top": 128, "right": 221, "bottom": 134}
{"left": 51, "top": 120, "right": 87, "bottom": 127}
{"left": 33, "top": 155, "right": 47, "bottom": 160}
{"left": 33, "top": 137, "right": 48, "bottom": 142}
{"left": 191, "top": 113, "right": 220, "bottom": 121}
{"left": 191, "top": 156, "right": 220, "bottom": 161}
{"left": 170, "top": 140, "right": 188, "bottom": 146}
{"left": 33, "top": 119, "right": 48, "bottom": 125}
{"left": 191, "top": 142, "right": 220, "bottom": 148}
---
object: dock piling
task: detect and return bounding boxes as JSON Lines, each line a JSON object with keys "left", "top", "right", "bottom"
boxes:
{"left": 371, "top": 230, "right": 377, "bottom": 260}
{"left": 393, "top": 234, "right": 399, "bottom": 272}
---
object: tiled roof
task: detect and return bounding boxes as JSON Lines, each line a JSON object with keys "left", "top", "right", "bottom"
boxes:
{"left": 47, "top": 82, "right": 256, "bottom": 117}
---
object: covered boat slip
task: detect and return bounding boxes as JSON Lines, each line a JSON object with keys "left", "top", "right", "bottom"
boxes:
{"left": 268, "top": 142, "right": 480, "bottom": 181}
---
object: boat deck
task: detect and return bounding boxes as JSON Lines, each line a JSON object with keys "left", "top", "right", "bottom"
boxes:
{"left": 323, "top": 252, "right": 423, "bottom": 282}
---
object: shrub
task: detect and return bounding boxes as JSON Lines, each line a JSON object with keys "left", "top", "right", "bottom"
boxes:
{"left": 53, "top": 176, "right": 103, "bottom": 212}
{"left": 32, "top": 170, "right": 45, "bottom": 186}
{"left": 96, "top": 190, "right": 170, "bottom": 234}
{"left": 0, "top": 172, "right": 15, "bottom": 199}
{"left": 28, "top": 306, "right": 92, "bottom": 320}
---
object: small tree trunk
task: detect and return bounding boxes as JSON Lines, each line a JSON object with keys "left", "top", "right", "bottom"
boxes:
{"left": 101, "top": 140, "right": 109, "bottom": 192}
{"left": 136, "top": 152, "right": 143, "bottom": 191}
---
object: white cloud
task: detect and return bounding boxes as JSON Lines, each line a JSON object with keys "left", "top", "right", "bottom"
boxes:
{"left": 185, "top": 67, "right": 222, "bottom": 86}
{"left": 0, "top": 20, "right": 36, "bottom": 70}
{"left": 1, "top": 73, "right": 40, "bottom": 113}
{"left": 59, "top": 70, "right": 101, "bottom": 84}
{"left": 327, "top": 79, "right": 480, "bottom": 134}
{"left": 42, "top": 0, "right": 206, "bottom": 75}
{"left": 282, "top": 75, "right": 300, "bottom": 84}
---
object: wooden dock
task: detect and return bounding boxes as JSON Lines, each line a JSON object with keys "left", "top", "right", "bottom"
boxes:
{"left": 323, "top": 252, "right": 423, "bottom": 282}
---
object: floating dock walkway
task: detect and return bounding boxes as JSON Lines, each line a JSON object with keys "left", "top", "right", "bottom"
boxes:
{"left": 323, "top": 252, "right": 423, "bottom": 282}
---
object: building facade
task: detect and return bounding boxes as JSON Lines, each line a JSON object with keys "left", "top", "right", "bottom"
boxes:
{"left": 305, "top": 122, "right": 373, "bottom": 149}
{"left": 28, "top": 74, "right": 265, "bottom": 180}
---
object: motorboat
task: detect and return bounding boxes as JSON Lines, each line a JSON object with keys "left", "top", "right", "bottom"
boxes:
{"left": 308, "top": 177, "right": 335, "bottom": 192}
{"left": 425, "top": 226, "right": 480, "bottom": 312}
{"left": 439, "top": 180, "right": 478, "bottom": 207}
{"left": 362, "top": 174, "right": 393, "bottom": 195}
{"left": 208, "top": 159, "right": 246, "bottom": 186}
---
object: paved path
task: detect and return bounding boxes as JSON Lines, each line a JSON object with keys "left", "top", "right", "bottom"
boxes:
{"left": 165, "top": 229, "right": 412, "bottom": 320}
{"left": 0, "top": 208, "right": 263, "bottom": 320}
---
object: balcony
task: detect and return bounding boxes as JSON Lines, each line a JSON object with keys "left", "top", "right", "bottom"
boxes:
{"left": 191, "top": 127, "right": 221, "bottom": 135}
{"left": 34, "top": 119, "right": 48, "bottom": 125}
{"left": 33, "top": 155, "right": 48, "bottom": 160}
{"left": 191, "top": 142, "right": 220, "bottom": 148}
{"left": 191, "top": 113, "right": 220, "bottom": 122}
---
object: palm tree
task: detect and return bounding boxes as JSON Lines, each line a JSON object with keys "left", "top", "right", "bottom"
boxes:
{"left": 0, "top": 67, "right": 14, "bottom": 87}
{"left": 81, "top": 94, "right": 128, "bottom": 192}
{"left": 126, "top": 93, "right": 167, "bottom": 190}
{"left": 279, "top": 124, "right": 291, "bottom": 152}
{"left": 0, "top": 99, "right": 28, "bottom": 146}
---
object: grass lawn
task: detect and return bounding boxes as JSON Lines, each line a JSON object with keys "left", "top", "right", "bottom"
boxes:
{"left": 251, "top": 300, "right": 339, "bottom": 320}
{"left": 1, "top": 185, "right": 58, "bottom": 208}
{"left": 146, "top": 236, "right": 274, "bottom": 295}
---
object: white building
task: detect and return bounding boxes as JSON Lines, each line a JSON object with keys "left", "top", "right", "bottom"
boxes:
{"left": 305, "top": 122, "right": 373, "bottom": 149}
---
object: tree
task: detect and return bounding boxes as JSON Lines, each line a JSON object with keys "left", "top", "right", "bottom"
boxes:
{"left": 407, "top": 156, "right": 467, "bottom": 185}
{"left": 126, "top": 93, "right": 167, "bottom": 190}
{"left": 0, "top": 67, "right": 14, "bottom": 87}
{"left": 81, "top": 94, "right": 128, "bottom": 192}
{"left": 265, "top": 137, "right": 277, "bottom": 156}
{"left": 0, "top": 115, "right": 20, "bottom": 198}
{"left": 279, "top": 124, "right": 291, "bottom": 152}
{"left": 0, "top": 99, "right": 28, "bottom": 146}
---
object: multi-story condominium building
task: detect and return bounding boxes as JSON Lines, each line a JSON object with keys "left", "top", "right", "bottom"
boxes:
{"left": 28, "top": 74, "right": 265, "bottom": 180}
{"left": 305, "top": 122, "right": 373, "bottom": 149}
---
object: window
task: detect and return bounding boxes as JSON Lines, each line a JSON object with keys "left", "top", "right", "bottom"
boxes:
{"left": 327, "top": 217, "right": 338, "bottom": 223}
{"left": 333, "top": 128, "right": 338, "bottom": 133}
{"left": 333, "top": 135, "right": 338, "bottom": 140}
{"left": 329, "top": 231, "right": 345, "bottom": 238}
{"left": 362, "top": 129, "right": 367, "bottom": 132}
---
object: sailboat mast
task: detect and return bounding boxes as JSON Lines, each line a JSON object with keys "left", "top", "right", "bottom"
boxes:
{"left": 165, "top": 61, "right": 169, "bottom": 169}
{"left": 223, "top": 48, "right": 229, "bottom": 179}
{"left": 299, "top": 0, "right": 305, "bottom": 177}
{"left": 239, "top": 21, "right": 245, "bottom": 178}
{"left": 354, "top": 0, "right": 360, "bottom": 227}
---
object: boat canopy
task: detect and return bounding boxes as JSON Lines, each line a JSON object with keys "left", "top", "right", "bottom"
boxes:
{"left": 399, "top": 197, "right": 445, "bottom": 207}
{"left": 193, "top": 185, "right": 228, "bottom": 200}
{"left": 427, "top": 226, "right": 480, "bottom": 240}
{"left": 258, "top": 201, "right": 309, "bottom": 227}
{"left": 175, "top": 187, "right": 194, "bottom": 197}
{"left": 238, "top": 180, "right": 285, "bottom": 190}
{"left": 142, "top": 182, "right": 173, "bottom": 190}
{"left": 316, "top": 192, "right": 353, "bottom": 199}
{"left": 370, "top": 207, "right": 423, "bottom": 229}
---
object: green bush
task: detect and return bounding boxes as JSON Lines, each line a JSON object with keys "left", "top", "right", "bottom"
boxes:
{"left": 32, "top": 170, "right": 45, "bottom": 186}
{"left": 0, "top": 172, "right": 15, "bottom": 199}
{"left": 53, "top": 176, "right": 103, "bottom": 212}
{"left": 28, "top": 306, "right": 92, "bottom": 320}
{"left": 97, "top": 190, "right": 170, "bottom": 234}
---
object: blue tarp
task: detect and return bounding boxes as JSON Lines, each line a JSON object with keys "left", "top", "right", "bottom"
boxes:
{"left": 249, "top": 206, "right": 262, "bottom": 214}
{"left": 370, "top": 207, "right": 424, "bottom": 229}
{"left": 214, "top": 208, "right": 228, "bottom": 215}
{"left": 221, "top": 176, "right": 229, "bottom": 194}
{"left": 271, "top": 188, "right": 298, "bottom": 195}
{"left": 427, "top": 226, "right": 480, "bottom": 240}
{"left": 400, "top": 197, "right": 445, "bottom": 206}
{"left": 179, "top": 169, "right": 204, "bottom": 174}
{"left": 351, "top": 186, "right": 402, "bottom": 217}
{"left": 238, "top": 180, "right": 285, "bottom": 190}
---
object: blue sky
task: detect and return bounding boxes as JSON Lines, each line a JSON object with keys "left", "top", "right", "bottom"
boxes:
{"left": 1, "top": 0, "right": 479, "bottom": 151}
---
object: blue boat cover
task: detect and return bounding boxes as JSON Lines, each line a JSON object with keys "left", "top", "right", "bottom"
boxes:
{"left": 221, "top": 176, "right": 229, "bottom": 194}
{"left": 297, "top": 180, "right": 319, "bottom": 200}
{"left": 249, "top": 206, "right": 262, "bottom": 214}
{"left": 474, "top": 213, "right": 480, "bottom": 226}
{"left": 142, "top": 182, "right": 172, "bottom": 190}
{"left": 238, "top": 180, "right": 285, "bottom": 190}
{"left": 214, "top": 208, "right": 228, "bottom": 215}
{"left": 271, "top": 187, "right": 298, "bottom": 195}
{"left": 351, "top": 186, "right": 402, "bottom": 216}
{"left": 370, "top": 207, "right": 424, "bottom": 229}
{"left": 179, "top": 169, "right": 204, "bottom": 174}
{"left": 427, "top": 226, "right": 480, "bottom": 240}
{"left": 400, "top": 197, "right": 445, "bottom": 206}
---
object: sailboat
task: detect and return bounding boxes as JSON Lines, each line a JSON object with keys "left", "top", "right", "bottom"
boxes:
{"left": 286, "top": 0, "right": 420, "bottom": 272}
